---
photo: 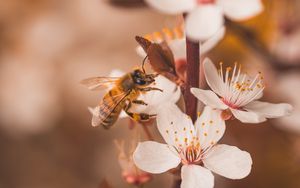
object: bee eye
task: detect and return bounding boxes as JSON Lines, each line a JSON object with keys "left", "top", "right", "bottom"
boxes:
{"left": 136, "top": 78, "right": 146, "bottom": 85}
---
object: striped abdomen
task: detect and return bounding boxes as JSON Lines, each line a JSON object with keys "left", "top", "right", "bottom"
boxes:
{"left": 97, "top": 89, "right": 126, "bottom": 129}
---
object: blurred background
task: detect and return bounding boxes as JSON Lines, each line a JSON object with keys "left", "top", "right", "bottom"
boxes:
{"left": 0, "top": 0, "right": 299, "bottom": 188}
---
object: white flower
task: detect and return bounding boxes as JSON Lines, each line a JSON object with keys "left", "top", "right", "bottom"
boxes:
{"left": 191, "top": 58, "right": 293, "bottom": 123}
{"left": 89, "top": 69, "right": 181, "bottom": 119}
{"left": 133, "top": 104, "right": 252, "bottom": 188}
{"left": 145, "top": 0, "right": 263, "bottom": 41}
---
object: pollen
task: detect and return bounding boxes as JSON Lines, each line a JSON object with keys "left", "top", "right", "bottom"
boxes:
{"left": 153, "top": 31, "right": 163, "bottom": 42}
{"left": 204, "top": 133, "right": 208, "bottom": 136}
{"left": 162, "top": 27, "right": 173, "bottom": 40}
{"left": 170, "top": 121, "right": 173, "bottom": 125}
{"left": 209, "top": 120, "right": 213, "bottom": 124}
{"left": 190, "top": 130, "right": 193, "bottom": 134}
{"left": 166, "top": 130, "right": 169, "bottom": 134}
{"left": 183, "top": 127, "right": 186, "bottom": 131}
{"left": 173, "top": 26, "right": 183, "bottom": 39}
{"left": 197, "top": 111, "right": 201, "bottom": 117}
{"left": 144, "top": 34, "right": 153, "bottom": 41}
{"left": 174, "top": 131, "right": 177, "bottom": 134}
{"left": 175, "top": 138, "right": 179, "bottom": 142}
{"left": 216, "top": 130, "right": 220, "bottom": 134}
{"left": 184, "top": 138, "right": 188, "bottom": 143}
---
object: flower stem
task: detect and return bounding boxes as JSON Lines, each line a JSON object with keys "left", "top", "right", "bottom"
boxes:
{"left": 141, "top": 123, "right": 154, "bottom": 141}
{"left": 184, "top": 38, "right": 200, "bottom": 122}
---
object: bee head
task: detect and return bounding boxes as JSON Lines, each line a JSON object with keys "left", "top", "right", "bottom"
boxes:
{"left": 132, "top": 69, "right": 155, "bottom": 86}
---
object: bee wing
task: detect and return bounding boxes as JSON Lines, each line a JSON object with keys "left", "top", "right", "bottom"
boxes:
{"left": 148, "top": 42, "right": 176, "bottom": 73}
{"left": 80, "top": 77, "right": 120, "bottom": 91}
{"left": 91, "top": 91, "right": 130, "bottom": 127}
{"left": 135, "top": 36, "right": 176, "bottom": 75}
{"left": 135, "top": 36, "right": 152, "bottom": 52}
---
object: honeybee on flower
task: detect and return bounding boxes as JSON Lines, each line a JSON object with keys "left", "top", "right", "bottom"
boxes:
{"left": 191, "top": 58, "right": 293, "bottom": 123}
{"left": 88, "top": 69, "right": 181, "bottom": 124}
{"left": 133, "top": 104, "right": 252, "bottom": 188}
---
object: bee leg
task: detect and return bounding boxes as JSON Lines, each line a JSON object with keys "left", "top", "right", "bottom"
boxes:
{"left": 139, "top": 87, "right": 163, "bottom": 92}
{"left": 125, "top": 111, "right": 156, "bottom": 122}
{"left": 132, "top": 100, "right": 148, "bottom": 106}
{"left": 124, "top": 100, "right": 155, "bottom": 121}
{"left": 149, "top": 73, "right": 159, "bottom": 78}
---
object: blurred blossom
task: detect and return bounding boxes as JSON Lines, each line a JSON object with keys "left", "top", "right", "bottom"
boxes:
{"left": 144, "top": 0, "right": 263, "bottom": 41}
{"left": 114, "top": 139, "right": 152, "bottom": 186}
{"left": 22, "top": 14, "right": 75, "bottom": 60}
{"left": 271, "top": 26, "right": 300, "bottom": 64}
{"left": 191, "top": 58, "right": 292, "bottom": 123}
{"left": 0, "top": 56, "right": 61, "bottom": 135}
{"left": 274, "top": 73, "right": 300, "bottom": 134}
{"left": 133, "top": 104, "right": 252, "bottom": 188}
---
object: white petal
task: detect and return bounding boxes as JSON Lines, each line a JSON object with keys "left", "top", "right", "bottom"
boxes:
{"left": 168, "top": 39, "right": 187, "bottom": 60}
{"left": 156, "top": 103, "right": 195, "bottom": 147}
{"left": 119, "top": 110, "right": 127, "bottom": 118}
{"left": 136, "top": 46, "right": 147, "bottom": 58}
{"left": 203, "top": 144, "right": 252, "bottom": 179}
{"left": 195, "top": 106, "right": 226, "bottom": 149}
{"left": 90, "top": 106, "right": 101, "bottom": 127}
{"left": 133, "top": 141, "right": 180, "bottom": 174}
{"left": 217, "top": 0, "right": 264, "bottom": 21}
{"left": 244, "top": 101, "right": 293, "bottom": 118}
{"left": 145, "top": 0, "right": 196, "bottom": 14}
{"left": 203, "top": 58, "right": 224, "bottom": 96}
{"left": 191, "top": 88, "right": 227, "bottom": 110}
{"left": 201, "top": 26, "right": 225, "bottom": 54}
{"left": 130, "top": 76, "right": 181, "bottom": 114}
{"left": 231, "top": 109, "right": 266, "bottom": 123}
{"left": 186, "top": 5, "right": 224, "bottom": 41}
{"left": 181, "top": 165, "right": 214, "bottom": 188}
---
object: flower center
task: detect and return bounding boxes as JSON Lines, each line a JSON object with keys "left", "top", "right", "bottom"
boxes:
{"left": 197, "top": 0, "right": 215, "bottom": 4}
{"left": 179, "top": 143, "right": 202, "bottom": 165}
{"left": 218, "top": 62, "right": 265, "bottom": 107}
{"left": 221, "top": 98, "right": 240, "bottom": 109}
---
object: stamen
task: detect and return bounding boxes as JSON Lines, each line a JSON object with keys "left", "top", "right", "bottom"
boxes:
{"left": 219, "top": 62, "right": 224, "bottom": 82}
{"left": 153, "top": 32, "right": 163, "bottom": 42}
{"left": 162, "top": 28, "right": 173, "bottom": 40}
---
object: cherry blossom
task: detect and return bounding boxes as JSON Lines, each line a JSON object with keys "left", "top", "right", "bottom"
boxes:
{"left": 191, "top": 58, "right": 293, "bottom": 123}
{"left": 145, "top": 0, "right": 263, "bottom": 41}
{"left": 133, "top": 104, "right": 252, "bottom": 188}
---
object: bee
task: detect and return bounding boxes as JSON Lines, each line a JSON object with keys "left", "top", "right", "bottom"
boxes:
{"left": 135, "top": 36, "right": 184, "bottom": 86}
{"left": 81, "top": 68, "right": 161, "bottom": 129}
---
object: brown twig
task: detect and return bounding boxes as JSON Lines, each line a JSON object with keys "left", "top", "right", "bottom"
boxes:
{"left": 225, "top": 18, "right": 300, "bottom": 72}
{"left": 184, "top": 39, "right": 200, "bottom": 122}
{"left": 172, "top": 16, "right": 201, "bottom": 188}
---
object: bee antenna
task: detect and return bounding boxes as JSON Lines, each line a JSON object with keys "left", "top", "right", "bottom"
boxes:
{"left": 142, "top": 55, "right": 148, "bottom": 73}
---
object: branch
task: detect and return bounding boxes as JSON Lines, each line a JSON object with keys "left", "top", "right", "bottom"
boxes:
{"left": 184, "top": 39, "right": 200, "bottom": 122}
